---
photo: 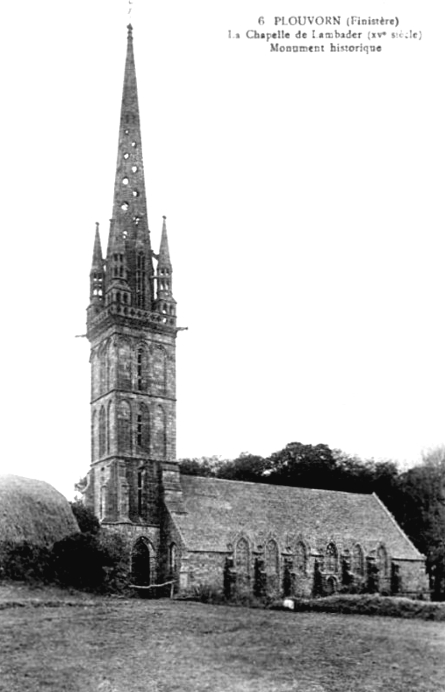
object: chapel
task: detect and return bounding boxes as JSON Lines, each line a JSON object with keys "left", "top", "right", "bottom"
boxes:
{"left": 81, "top": 25, "right": 428, "bottom": 599}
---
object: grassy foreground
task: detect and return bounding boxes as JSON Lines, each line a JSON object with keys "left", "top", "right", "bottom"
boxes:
{"left": 0, "top": 585, "right": 444, "bottom": 692}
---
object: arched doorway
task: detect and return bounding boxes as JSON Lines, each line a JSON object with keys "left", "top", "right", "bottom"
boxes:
{"left": 131, "top": 538, "right": 152, "bottom": 586}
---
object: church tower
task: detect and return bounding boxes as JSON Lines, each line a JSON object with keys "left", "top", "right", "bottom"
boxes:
{"left": 85, "top": 25, "right": 180, "bottom": 540}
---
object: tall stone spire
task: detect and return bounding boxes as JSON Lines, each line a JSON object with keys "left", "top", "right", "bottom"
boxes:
{"left": 83, "top": 22, "right": 181, "bottom": 573}
{"left": 106, "top": 23, "right": 154, "bottom": 309}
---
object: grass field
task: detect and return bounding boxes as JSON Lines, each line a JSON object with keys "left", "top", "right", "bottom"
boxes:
{"left": 0, "top": 584, "right": 444, "bottom": 692}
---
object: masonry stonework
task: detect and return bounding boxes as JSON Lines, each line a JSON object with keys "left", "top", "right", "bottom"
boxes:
{"left": 80, "top": 25, "right": 430, "bottom": 600}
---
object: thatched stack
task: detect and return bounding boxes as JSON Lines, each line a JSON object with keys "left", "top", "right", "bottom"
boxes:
{"left": 0, "top": 475, "right": 79, "bottom": 547}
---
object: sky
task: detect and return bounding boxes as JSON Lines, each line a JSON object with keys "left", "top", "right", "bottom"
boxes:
{"left": 1, "top": 1, "right": 444, "bottom": 499}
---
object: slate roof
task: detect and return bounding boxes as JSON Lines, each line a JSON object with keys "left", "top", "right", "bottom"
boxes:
{"left": 168, "top": 475, "right": 423, "bottom": 561}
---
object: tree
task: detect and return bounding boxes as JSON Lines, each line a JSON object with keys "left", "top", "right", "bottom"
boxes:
{"left": 216, "top": 453, "right": 267, "bottom": 483}
{"left": 266, "top": 442, "right": 338, "bottom": 489}
{"left": 178, "top": 456, "right": 221, "bottom": 477}
{"left": 70, "top": 500, "right": 100, "bottom": 535}
{"left": 394, "top": 447, "right": 445, "bottom": 600}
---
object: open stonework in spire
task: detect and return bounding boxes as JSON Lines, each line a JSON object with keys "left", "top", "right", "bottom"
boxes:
{"left": 87, "top": 25, "right": 176, "bottom": 335}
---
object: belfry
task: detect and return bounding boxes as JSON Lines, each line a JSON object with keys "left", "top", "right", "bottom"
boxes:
{"left": 83, "top": 25, "right": 181, "bottom": 584}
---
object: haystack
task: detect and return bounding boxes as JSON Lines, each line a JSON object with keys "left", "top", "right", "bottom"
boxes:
{"left": 0, "top": 474, "right": 79, "bottom": 547}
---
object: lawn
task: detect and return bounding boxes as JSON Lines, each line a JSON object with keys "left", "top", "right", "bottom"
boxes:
{"left": 0, "top": 585, "right": 444, "bottom": 692}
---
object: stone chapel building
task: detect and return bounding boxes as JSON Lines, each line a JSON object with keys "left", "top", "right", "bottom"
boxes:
{"left": 81, "top": 25, "right": 428, "bottom": 598}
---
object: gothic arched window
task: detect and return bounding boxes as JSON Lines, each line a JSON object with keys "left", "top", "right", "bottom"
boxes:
{"left": 265, "top": 540, "right": 279, "bottom": 576}
{"left": 235, "top": 537, "right": 250, "bottom": 580}
{"left": 106, "top": 400, "right": 113, "bottom": 454}
{"left": 117, "top": 400, "right": 132, "bottom": 452}
{"left": 154, "top": 404, "right": 167, "bottom": 458}
{"left": 137, "top": 403, "right": 150, "bottom": 452}
{"left": 136, "top": 345, "right": 148, "bottom": 391}
{"left": 137, "top": 469, "right": 144, "bottom": 516}
{"left": 91, "top": 410, "right": 97, "bottom": 461}
{"left": 377, "top": 544, "right": 389, "bottom": 578}
{"left": 99, "top": 344, "right": 107, "bottom": 395}
{"left": 99, "top": 406, "right": 106, "bottom": 457}
{"left": 295, "top": 541, "right": 307, "bottom": 574}
{"left": 325, "top": 542, "right": 338, "bottom": 573}
{"left": 152, "top": 345, "right": 167, "bottom": 394}
{"left": 352, "top": 544, "right": 364, "bottom": 576}
{"left": 117, "top": 339, "right": 132, "bottom": 390}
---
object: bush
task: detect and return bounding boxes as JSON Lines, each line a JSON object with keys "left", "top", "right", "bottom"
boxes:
{"left": 0, "top": 527, "right": 130, "bottom": 595}
{"left": 0, "top": 541, "right": 53, "bottom": 583}
{"left": 186, "top": 582, "right": 225, "bottom": 604}
{"left": 275, "top": 594, "right": 445, "bottom": 621}
{"left": 52, "top": 533, "right": 104, "bottom": 589}
{"left": 70, "top": 501, "right": 100, "bottom": 535}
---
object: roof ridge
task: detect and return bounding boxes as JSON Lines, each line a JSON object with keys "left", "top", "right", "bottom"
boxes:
{"left": 181, "top": 473, "right": 374, "bottom": 498}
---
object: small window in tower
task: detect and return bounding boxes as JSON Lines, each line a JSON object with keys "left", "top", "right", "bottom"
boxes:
{"left": 137, "top": 414, "right": 142, "bottom": 447}
{"left": 119, "top": 266, "right": 123, "bottom": 277}
{"left": 131, "top": 141, "right": 137, "bottom": 148}
{"left": 137, "top": 470, "right": 143, "bottom": 515}
{"left": 116, "top": 292, "right": 121, "bottom": 303}
{"left": 132, "top": 190, "right": 139, "bottom": 198}
{"left": 119, "top": 254, "right": 123, "bottom": 261}
{"left": 123, "top": 152, "right": 129, "bottom": 160}
{"left": 122, "top": 177, "right": 129, "bottom": 186}
{"left": 121, "top": 202, "right": 129, "bottom": 211}
{"left": 131, "top": 165, "right": 138, "bottom": 173}
{"left": 124, "top": 129, "right": 129, "bottom": 135}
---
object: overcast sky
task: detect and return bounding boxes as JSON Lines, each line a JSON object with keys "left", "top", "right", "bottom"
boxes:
{"left": 1, "top": 1, "right": 444, "bottom": 498}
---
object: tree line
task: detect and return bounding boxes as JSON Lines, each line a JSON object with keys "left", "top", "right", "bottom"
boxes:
{"left": 179, "top": 443, "right": 445, "bottom": 600}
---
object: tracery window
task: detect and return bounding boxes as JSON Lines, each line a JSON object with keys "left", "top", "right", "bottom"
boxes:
{"left": 377, "top": 545, "right": 388, "bottom": 577}
{"left": 325, "top": 542, "right": 338, "bottom": 573}
{"left": 295, "top": 541, "right": 307, "bottom": 574}
{"left": 265, "top": 540, "right": 279, "bottom": 576}
{"left": 235, "top": 537, "right": 250, "bottom": 578}
{"left": 352, "top": 544, "right": 364, "bottom": 576}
